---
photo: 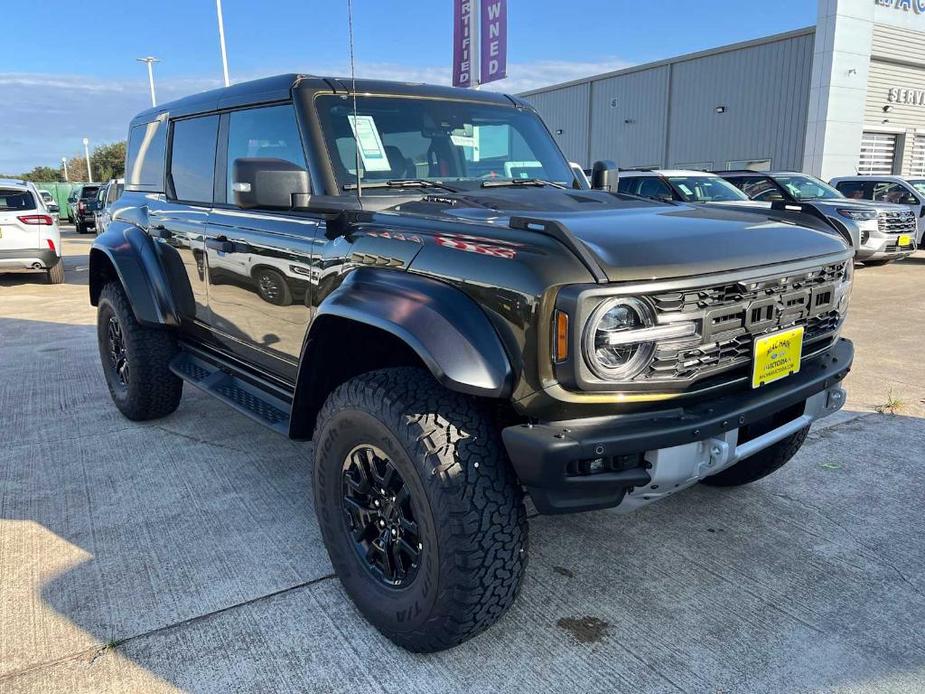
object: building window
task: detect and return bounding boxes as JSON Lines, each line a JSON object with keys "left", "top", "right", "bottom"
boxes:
{"left": 858, "top": 132, "right": 896, "bottom": 176}
{"left": 725, "top": 159, "right": 771, "bottom": 172}
{"left": 910, "top": 134, "right": 925, "bottom": 177}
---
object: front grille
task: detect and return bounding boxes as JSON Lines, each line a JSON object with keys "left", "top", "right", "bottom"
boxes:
{"left": 646, "top": 262, "right": 847, "bottom": 384}
{"left": 878, "top": 210, "right": 917, "bottom": 236}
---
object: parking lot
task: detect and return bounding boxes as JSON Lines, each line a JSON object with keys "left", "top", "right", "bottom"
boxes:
{"left": 1, "top": 227, "right": 923, "bottom": 693}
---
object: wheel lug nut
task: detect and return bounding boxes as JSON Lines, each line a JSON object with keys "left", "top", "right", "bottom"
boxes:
{"left": 374, "top": 500, "right": 380, "bottom": 507}
{"left": 391, "top": 528, "right": 397, "bottom": 537}
{"left": 379, "top": 520, "right": 386, "bottom": 528}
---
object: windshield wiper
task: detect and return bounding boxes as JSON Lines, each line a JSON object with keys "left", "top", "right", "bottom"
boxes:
{"left": 343, "top": 179, "right": 460, "bottom": 193}
{"left": 481, "top": 178, "right": 566, "bottom": 189}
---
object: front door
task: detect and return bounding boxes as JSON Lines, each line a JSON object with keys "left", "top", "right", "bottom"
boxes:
{"left": 204, "top": 102, "right": 321, "bottom": 381}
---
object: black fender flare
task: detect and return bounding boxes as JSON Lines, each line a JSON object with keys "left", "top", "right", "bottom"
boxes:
{"left": 89, "top": 223, "right": 182, "bottom": 327}
{"left": 291, "top": 268, "right": 514, "bottom": 435}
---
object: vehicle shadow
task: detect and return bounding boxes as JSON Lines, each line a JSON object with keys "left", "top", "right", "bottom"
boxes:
{"left": 1, "top": 316, "right": 924, "bottom": 692}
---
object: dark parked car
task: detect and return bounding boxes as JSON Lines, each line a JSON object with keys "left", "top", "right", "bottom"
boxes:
{"left": 73, "top": 184, "right": 101, "bottom": 234}
{"left": 90, "top": 74, "right": 855, "bottom": 652}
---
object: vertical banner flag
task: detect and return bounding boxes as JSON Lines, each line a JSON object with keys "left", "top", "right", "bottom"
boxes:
{"left": 480, "top": 0, "right": 507, "bottom": 85}
{"left": 452, "top": 0, "right": 476, "bottom": 87}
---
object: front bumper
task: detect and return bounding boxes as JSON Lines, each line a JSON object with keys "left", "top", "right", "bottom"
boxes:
{"left": 503, "top": 338, "right": 853, "bottom": 514}
{"left": 856, "top": 231, "right": 916, "bottom": 261}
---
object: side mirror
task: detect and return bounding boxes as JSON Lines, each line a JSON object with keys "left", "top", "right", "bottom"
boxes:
{"left": 591, "top": 160, "right": 619, "bottom": 192}
{"left": 232, "top": 157, "right": 311, "bottom": 209}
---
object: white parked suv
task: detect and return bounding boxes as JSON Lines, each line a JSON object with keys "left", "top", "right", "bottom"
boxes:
{"left": 0, "top": 179, "right": 64, "bottom": 283}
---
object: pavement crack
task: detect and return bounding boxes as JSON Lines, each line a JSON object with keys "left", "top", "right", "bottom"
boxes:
{"left": 151, "top": 424, "right": 249, "bottom": 453}
{"left": 0, "top": 574, "right": 337, "bottom": 684}
{"left": 771, "top": 492, "right": 922, "bottom": 598}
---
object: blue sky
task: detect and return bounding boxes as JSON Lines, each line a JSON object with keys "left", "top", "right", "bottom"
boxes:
{"left": 1, "top": 0, "right": 817, "bottom": 173}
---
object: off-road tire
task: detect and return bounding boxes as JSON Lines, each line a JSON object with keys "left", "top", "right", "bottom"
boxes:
{"left": 97, "top": 281, "right": 183, "bottom": 421}
{"left": 700, "top": 426, "right": 809, "bottom": 487}
{"left": 46, "top": 261, "right": 64, "bottom": 284}
{"left": 312, "top": 367, "right": 528, "bottom": 652}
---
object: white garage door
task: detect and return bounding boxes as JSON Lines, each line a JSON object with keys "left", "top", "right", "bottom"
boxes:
{"left": 858, "top": 132, "right": 897, "bottom": 175}
{"left": 910, "top": 134, "right": 925, "bottom": 177}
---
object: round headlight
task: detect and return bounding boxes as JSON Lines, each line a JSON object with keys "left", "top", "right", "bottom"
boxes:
{"left": 583, "top": 297, "right": 655, "bottom": 380}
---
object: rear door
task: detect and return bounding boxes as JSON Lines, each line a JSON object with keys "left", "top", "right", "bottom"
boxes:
{"left": 205, "top": 102, "right": 322, "bottom": 381}
{"left": 148, "top": 114, "right": 220, "bottom": 327}
{"left": 0, "top": 187, "right": 40, "bottom": 250}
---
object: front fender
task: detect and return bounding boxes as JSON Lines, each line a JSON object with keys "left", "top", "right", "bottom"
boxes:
{"left": 89, "top": 223, "right": 181, "bottom": 327}
{"left": 311, "top": 268, "right": 513, "bottom": 398}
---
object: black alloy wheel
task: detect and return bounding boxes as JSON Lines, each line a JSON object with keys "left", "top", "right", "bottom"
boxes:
{"left": 106, "top": 315, "right": 130, "bottom": 386}
{"left": 342, "top": 444, "right": 422, "bottom": 587}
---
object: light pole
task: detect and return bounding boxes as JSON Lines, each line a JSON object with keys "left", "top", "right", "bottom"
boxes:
{"left": 82, "top": 138, "right": 92, "bottom": 182}
{"left": 136, "top": 56, "right": 160, "bottom": 106}
{"left": 215, "top": 0, "right": 230, "bottom": 87}
{"left": 61, "top": 157, "right": 69, "bottom": 182}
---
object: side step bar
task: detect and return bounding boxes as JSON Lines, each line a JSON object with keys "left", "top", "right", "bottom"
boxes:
{"left": 170, "top": 350, "right": 292, "bottom": 435}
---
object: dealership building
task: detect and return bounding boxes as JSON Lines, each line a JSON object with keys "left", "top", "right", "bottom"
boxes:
{"left": 519, "top": 0, "right": 925, "bottom": 180}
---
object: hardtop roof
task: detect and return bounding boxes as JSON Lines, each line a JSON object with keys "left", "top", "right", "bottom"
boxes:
{"left": 130, "top": 73, "right": 521, "bottom": 126}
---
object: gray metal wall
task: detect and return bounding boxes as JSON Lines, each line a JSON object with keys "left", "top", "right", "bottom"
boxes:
{"left": 521, "top": 29, "right": 815, "bottom": 171}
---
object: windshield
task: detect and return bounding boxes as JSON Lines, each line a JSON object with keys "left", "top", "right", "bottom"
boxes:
{"left": 908, "top": 180, "right": 925, "bottom": 196}
{"left": 315, "top": 95, "right": 574, "bottom": 191}
{"left": 773, "top": 174, "right": 843, "bottom": 201}
{"left": 667, "top": 176, "right": 749, "bottom": 202}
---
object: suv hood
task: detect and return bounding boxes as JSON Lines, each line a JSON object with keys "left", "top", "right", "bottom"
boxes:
{"left": 808, "top": 198, "right": 908, "bottom": 213}
{"left": 393, "top": 188, "right": 850, "bottom": 282}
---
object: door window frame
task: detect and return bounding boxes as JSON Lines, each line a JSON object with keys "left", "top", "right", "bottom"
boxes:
{"left": 212, "top": 100, "right": 312, "bottom": 211}
{"left": 165, "top": 113, "right": 221, "bottom": 206}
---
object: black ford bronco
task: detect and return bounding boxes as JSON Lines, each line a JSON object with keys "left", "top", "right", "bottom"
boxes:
{"left": 90, "top": 74, "right": 854, "bottom": 652}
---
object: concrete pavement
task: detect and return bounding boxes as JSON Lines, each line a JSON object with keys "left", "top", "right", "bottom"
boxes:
{"left": 1, "top": 230, "right": 923, "bottom": 693}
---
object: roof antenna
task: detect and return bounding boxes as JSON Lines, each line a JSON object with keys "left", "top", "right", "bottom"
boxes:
{"left": 346, "top": 0, "right": 362, "bottom": 199}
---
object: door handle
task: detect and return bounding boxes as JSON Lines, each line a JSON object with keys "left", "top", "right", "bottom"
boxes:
{"left": 206, "top": 235, "right": 235, "bottom": 252}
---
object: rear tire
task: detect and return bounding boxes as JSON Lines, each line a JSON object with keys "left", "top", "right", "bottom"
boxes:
{"left": 46, "top": 261, "right": 64, "bottom": 284}
{"left": 312, "top": 367, "right": 528, "bottom": 652}
{"left": 700, "top": 427, "right": 809, "bottom": 487}
{"left": 97, "top": 281, "right": 183, "bottom": 421}
{"left": 75, "top": 221, "right": 85, "bottom": 234}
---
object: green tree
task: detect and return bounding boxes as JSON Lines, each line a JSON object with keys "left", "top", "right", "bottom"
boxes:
{"left": 90, "top": 142, "right": 127, "bottom": 181}
{"left": 20, "top": 166, "right": 63, "bottom": 183}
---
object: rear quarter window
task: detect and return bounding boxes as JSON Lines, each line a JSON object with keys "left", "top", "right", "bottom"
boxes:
{"left": 126, "top": 114, "right": 168, "bottom": 192}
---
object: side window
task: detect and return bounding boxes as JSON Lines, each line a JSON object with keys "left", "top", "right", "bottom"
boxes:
{"left": 126, "top": 115, "right": 168, "bottom": 192}
{"left": 226, "top": 104, "right": 306, "bottom": 204}
{"left": 739, "top": 177, "right": 783, "bottom": 201}
{"left": 636, "top": 176, "right": 673, "bottom": 201}
{"left": 616, "top": 177, "right": 636, "bottom": 194}
{"left": 834, "top": 181, "right": 872, "bottom": 200}
{"left": 169, "top": 115, "right": 219, "bottom": 203}
{"left": 872, "top": 182, "right": 918, "bottom": 205}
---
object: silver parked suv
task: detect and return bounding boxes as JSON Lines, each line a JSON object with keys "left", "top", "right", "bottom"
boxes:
{"left": 716, "top": 171, "right": 916, "bottom": 265}
{"left": 829, "top": 175, "right": 925, "bottom": 247}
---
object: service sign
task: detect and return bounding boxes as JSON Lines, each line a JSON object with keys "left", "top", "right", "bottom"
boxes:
{"left": 875, "top": 0, "right": 925, "bottom": 15}
{"left": 887, "top": 86, "right": 925, "bottom": 105}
